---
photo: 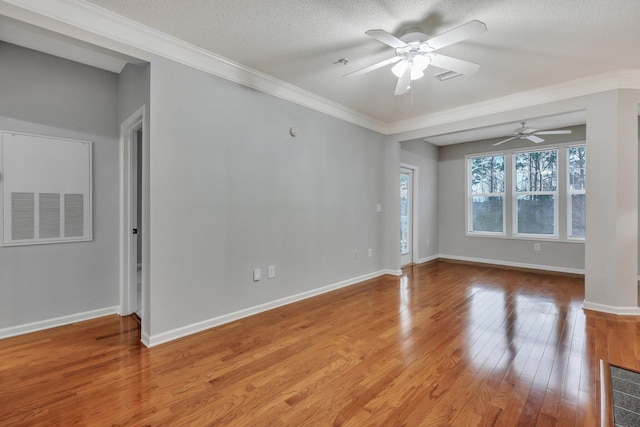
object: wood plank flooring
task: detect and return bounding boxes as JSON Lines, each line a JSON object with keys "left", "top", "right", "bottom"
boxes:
{"left": 1, "top": 260, "right": 638, "bottom": 426}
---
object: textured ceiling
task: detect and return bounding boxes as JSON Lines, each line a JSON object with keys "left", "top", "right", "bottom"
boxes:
{"left": 83, "top": 0, "right": 640, "bottom": 126}
{"left": 3, "top": 0, "right": 638, "bottom": 144}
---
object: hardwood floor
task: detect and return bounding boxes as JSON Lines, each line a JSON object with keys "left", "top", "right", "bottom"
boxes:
{"left": 1, "top": 260, "right": 638, "bottom": 426}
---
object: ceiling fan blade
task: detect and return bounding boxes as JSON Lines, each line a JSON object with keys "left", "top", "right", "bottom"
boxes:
{"left": 429, "top": 53, "right": 480, "bottom": 75}
{"left": 343, "top": 56, "right": 400, "bottom": 78}
{"left": 527, "top": 135, "right": 545, "bottom": 143}
{"left": 493, "top": 136, "right": 518, "bottom": 146}
{"left": 533, "top": 130, "right": 572, "bottom": 135}
{"left": 421, "top": 20, "right": 487, "bottom": 51}
{"left": 365, "top": 29, "right": 408, "bottom": 49}
{"left": 395, "top": 67, "right": 411, "bottom": 95}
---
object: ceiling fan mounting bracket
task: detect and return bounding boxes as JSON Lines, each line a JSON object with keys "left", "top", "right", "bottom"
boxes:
{"left": 399, "top": 30, "right": 428, "bottom": 44}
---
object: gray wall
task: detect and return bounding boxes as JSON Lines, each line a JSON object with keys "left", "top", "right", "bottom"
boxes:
{"left": 118, "top": 62, "right": 150, "bottom": 124}
{"left": 438, "top": 126, "right": 586, "bottom": 271}
{"left": 0, "top": 42, "right": 120, "bottom": 328}
{"left": 118, "top": 64, "right": 149, "bottom": 267}
{"left": 148, "top": 57, "right": 387, "bottom": 336}
{"left": 400, "top": 139, "right": 439, "bottom": 261}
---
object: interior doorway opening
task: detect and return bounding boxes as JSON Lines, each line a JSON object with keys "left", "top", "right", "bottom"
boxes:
{"left": 119, "top": 106, "right": 147, "bottom": 337}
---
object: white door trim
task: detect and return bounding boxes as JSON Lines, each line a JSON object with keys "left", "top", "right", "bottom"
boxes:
{"left": 119, "top": 106, "right": 147, "bottom": 320}
{"left": 400, "top": 163, "right": 419, "bottom": 266}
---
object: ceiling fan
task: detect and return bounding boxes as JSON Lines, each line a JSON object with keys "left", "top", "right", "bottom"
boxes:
{"left": 344, "top": 20, "right": 487, "bottom": 95}
{"left": 493, "top": 122, "right": 573, "bottom": 146}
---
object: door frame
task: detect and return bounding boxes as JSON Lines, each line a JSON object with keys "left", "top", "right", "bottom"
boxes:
{"left": 400, "top": 163, "right": 419, "bottom": 266}
{"left": 119, "top": 106, "right": 148, "bottom": 322}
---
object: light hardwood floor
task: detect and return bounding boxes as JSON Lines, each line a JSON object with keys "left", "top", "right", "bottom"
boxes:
{"left": 1, "top": 260, "right": 637, "bottom": 426}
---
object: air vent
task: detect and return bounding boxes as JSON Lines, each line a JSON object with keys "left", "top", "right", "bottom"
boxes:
{"left": 64, "top": 194, "right": 84, "bottom": 237}
{"left": 435, "top": 71, "right": 463, "bottom": 81}
{"left": 39, "top": 193, "right": 61, "bottom": 238}
{"left": 11, "top": 192, "right": 35, "bottom": 240}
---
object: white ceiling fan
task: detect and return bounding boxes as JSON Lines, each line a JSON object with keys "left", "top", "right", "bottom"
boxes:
{"left": 493, "top": 122, "right": 573, "bottom": 146}
{"left": 344, "top": 20, "right": 487, "bottom": 95}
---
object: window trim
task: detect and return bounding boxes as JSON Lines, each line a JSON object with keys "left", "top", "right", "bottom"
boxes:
{"left": 465, "top": 141, "right": 585, "bottom": 243}
{"left": 465, "top": 152, "right": 506, "bottom": 237}
{"left": 567, "top": 144, "right": 586, "bottom": 241}
{"left": 512, "top": 148, "right": 559, "bottom": 239}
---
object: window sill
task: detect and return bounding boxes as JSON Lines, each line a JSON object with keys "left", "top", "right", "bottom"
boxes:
{"left": 466, "top": 232, "right": 585, "bottom": 244}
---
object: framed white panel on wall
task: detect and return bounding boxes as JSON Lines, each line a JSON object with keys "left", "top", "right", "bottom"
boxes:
{"left": 1, "top": 131, "right": 92, "bottom": 246}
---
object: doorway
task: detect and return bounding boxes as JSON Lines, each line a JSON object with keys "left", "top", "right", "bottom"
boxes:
{"left": 120, "top": 106, "right": 147, "bottom": 328}
{"left": 400, "top": 166, "right": 416, "bottom": 266}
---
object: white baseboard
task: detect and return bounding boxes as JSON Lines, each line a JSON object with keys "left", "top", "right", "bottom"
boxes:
{"left": 146, "top": 269, "right": 391, "bottom": 347}
{"left": 0, "top": 306, "right": 120, "bottom": 340}
{"left": 141, "top": 330, "right": 152, "bottom": 347}
{"left": 382, "top": 268, "right": 403, "bottom": 276}
{"left": 583, "top": 301, "right": 640, "bottom": 316}
{"left": 438, "top": 254, "right": 585, "bottom": 275}
{"left": 416, "top": 255, "right": 439, "bottom": 264}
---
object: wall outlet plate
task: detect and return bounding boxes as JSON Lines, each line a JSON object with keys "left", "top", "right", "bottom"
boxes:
{"left": 253, "top": 268, "right": 261, "bottom": 281}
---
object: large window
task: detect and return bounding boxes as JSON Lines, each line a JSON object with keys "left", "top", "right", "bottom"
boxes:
{"left": 466, "top": 144, "right": 586, "bottom": 242}
{"left": 468, "top": 154, "right": 505, "bottom": 234}
{"left": 568, "top": 145, "right": 586, "bottom": 239}
{"left": 513, "top": 149, "right": 558, "bottom": 237}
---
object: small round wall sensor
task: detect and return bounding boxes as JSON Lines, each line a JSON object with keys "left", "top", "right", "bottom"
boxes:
{"left": 289, "top": 127, "right": 297, "bottom": 137}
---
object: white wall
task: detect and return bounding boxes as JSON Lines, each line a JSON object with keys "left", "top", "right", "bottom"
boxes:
{"left": 400, "top": 139, "right": 439, "bottom": 262}
{"left": 437, "top": 125, "right": 586, "bottom": 272}
{"left": 147, "top": 57, "right": 387, "bottom": 340}
{"left": 0, "top": 42, "right": 120, "bottom": 331}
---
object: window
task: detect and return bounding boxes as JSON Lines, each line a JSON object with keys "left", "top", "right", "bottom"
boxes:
{"left": 466, "top": 144, "right": 585, "bottom": 242}
{"left": 468, "top": 154, "right": 505, "bottom": 234}
{"left": 567, "top": 146, "right": 586, "bottom": 239}
{"left": 513, "top": 149, "right": 558, "bottom": 237}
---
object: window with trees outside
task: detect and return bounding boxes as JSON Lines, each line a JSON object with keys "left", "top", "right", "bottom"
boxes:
{"left": 468, "top": 154, "right": 505, "bottom": 234}
{"left": 568, "top": 146, "right": 586, "bottom": 239}
{"left": 514, "top": 149, "right": 558, "bottom": 237}
{"left": 467, "top": 144, "right": 585, "bottom": 241}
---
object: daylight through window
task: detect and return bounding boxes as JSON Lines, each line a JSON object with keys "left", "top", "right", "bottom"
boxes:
{"left": 466, "top": 144, "right": 585, "bottom": 242}
{"left": 468, "top": 155, "right": 505, "bottom": 234}
{"left": 568, "top": 146, "right": 586, "bottom": 239}
{"left": 513, "top": 149, "right": 558, "bottom": 237}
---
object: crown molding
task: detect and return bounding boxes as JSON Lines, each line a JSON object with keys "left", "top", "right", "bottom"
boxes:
{"left": 0, "top": 0, "right": 389, "bottom": 134}
{"left": 2, "top": 0, "right": 640, "bottom": 138}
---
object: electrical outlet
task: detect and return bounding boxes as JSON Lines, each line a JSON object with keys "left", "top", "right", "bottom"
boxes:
{"left": 368, "top": 248, "right": 373, "bottom": 257}
{"left": 253, "top": 268, "right": 261, "bottom": 281}
{"left": 268, "top": 265, "right": 275, "bottom": 279}
{"left": 353, "top": 250, "right": 358, "bottom": 260}
{"left": 534, "top": 243, "right": 541, "bottom": 251}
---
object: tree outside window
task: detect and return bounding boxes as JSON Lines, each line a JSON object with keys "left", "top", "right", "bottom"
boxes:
{"left": 568, "top": 146, "right": 586, "bottom": 239}
{"left": 468, "top": 155, "right": 505, "bottom": 234}
{"left": 514, "top": 150, "right": 558, "bottom": 236}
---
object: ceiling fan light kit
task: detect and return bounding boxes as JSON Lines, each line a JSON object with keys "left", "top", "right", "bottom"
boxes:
{"left": 345, "top": 20, "right": 487, "bottom": 95}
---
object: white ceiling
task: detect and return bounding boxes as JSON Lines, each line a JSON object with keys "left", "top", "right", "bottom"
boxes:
{"left": 3, "top": 0, "right": 640, "bottom": 145}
